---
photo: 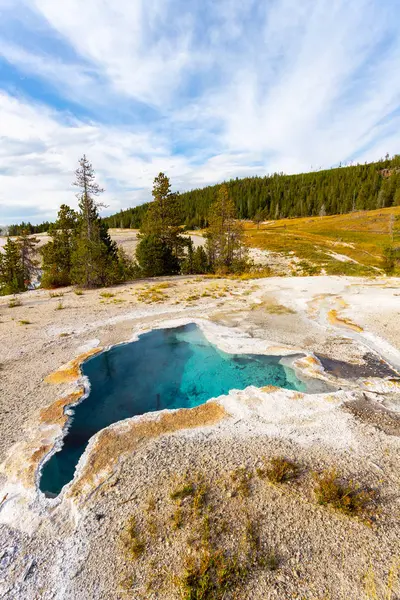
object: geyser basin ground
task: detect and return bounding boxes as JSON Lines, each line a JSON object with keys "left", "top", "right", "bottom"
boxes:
{"left": 39, "top": 323, "right": 306, "bottom": 496}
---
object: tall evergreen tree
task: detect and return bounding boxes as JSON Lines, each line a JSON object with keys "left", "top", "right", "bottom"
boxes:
{"left": 16, "top": 230, "right": 39, "bottom": 285}
{"left": 135, "top": 234, "right": 179, "bottom": 277}
{"left": 206, "top": 184, "right": 248, "bottom": 273}
{"left": 137, "top": 173, "right": 189, "bottom": 275}
{"left": 0, "top": 237, "right": 25, "bottom": 294}
{"left": 41, "top": 205, "right": 78, "bottom": 288}
{"left": 73, "top": 155, "right": 105, "bottom": 241}
{"left": 70, "top": 155, "right": 120, "bottom": 287}
{"left": 141, "top": 173, "right": 180, "bottom": 235}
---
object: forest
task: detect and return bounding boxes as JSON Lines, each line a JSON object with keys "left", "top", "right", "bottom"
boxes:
{"left": 5, "top": 155, "right": 400, "bottom": 235}
{"left": 103, "top": 155, "right": 400, "bottom": 230}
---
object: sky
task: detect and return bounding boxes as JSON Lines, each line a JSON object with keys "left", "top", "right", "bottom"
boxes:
{"left": 0, "top": 0, "right": 400, "bottom": 225}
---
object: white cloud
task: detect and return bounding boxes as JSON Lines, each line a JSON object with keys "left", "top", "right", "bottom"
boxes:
{"left": 0, "top": 0, "right": 400, "bottom": 224}
{"left": 29, "top": 0, "right": 195, "bottom": 107}
{"left": 0, "top": 92, "right": 258, "bottom": 224}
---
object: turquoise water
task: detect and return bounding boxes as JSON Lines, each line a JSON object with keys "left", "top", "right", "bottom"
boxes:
{"left": 39, "top": 323, "right": 305, "bottom": 497}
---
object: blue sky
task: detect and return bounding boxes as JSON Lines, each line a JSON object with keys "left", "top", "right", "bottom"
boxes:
{"left": 0, "top": 0, "right": 400, "bottom": 224}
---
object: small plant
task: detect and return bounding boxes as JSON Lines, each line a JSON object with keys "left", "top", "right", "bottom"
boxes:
{"left": 19, "top": 320, "right": 31, "bottom": 325}
{"left": 8, "top": 296, "right": 22, "bottom": 308}
{"left": 156, "top": 282, "right": 173, "bottom": 289}
{"left": 55, "top": 300, "right": 64, "bottom": 310}
{"left": 230, "top": 467, "right": 252, "bottom": 498}
{"left": 263, "top": 457, "right": 299, "bottom": 484}
{"left": 171, "top": 482, "right": 195, "bottom": 502}
{"left": 49, "top": 291, "right": 64, "bottom": 298}
{"left": 243, "top": 517, "right": 279, "bottom": 570}
{"left": 172, "top": 506, "right": 184, "bottom": 530}
{"left": 146, "top": 495, "right": 156, "bottom": 513}
{"left": 100, "top": 291, "right": 115, "bottom": 298}
{"left": 177, "top": 548, "right": 245, "bottom": 600}
{"left": 364, "top": 560, "right": 399, "bottom": 600}
{"left": 74, "top": 289, "right": 84, "bottom": 296}
{"left": 313, "top": 469, "right": 376, "bottom": 519}
{"left": 145, "top": 494, "right": 158, "bottom": 537}
{"left": 186, "top": 294, "right": 200, "bottom": 302}
{"left": 260, "top": 550, "right": 279, "bottom": 571}
{"left": 123, "top": 517, "right": 145, "bottom": 560}
{"left": 59, "top": 332, "right": 69, "bottom": 337}
{"left": 244, "top": 517, "right": 261, "bottom": 556}
{"left": 192, "top": 482, "right": 208, "bottom": 515}
{"left": 137, "top": 286, "right": 167, "bottom": 303}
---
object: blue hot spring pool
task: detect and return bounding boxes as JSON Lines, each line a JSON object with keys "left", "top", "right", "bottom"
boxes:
{"left": 39, "top": 323, "right": 306, "bottom": 497}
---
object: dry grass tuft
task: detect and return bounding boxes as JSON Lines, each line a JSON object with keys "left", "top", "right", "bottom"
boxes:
{"left": 313, "top": 469, "right": 377, "bottom": 520}
{"left": 260, "top": 457, "right": 300, "bottom": 484}
{"left": 230, "top": 467, "right": 253, "bottom": 498}
{"left": 177, "top": 547, "right": 246, "bottom": 600}
{"left": 123, "top": 517, "right": 145, "bottom": 560}
{"left": 137, "top": 286, "right": 169, "bottom": 303}
{"left": 364, "top": 559, "right": 400, "bottom": 600}
{"left": 171, "top": 482, "right": 195, "bottom": 502}
{"left": 8, "top": 296, "right": 22, "bottom": 308}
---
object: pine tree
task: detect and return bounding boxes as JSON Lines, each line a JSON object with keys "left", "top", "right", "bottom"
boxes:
{"left": 206, "top": 185, "right": 248, "bottom": 273}
{"left": 73, "top": 155, "right": 105, "bottom": 242}
{"left": 137, "top": 172, "right": 189, "bottom": 275}
{"left": 181, "top": 239, "right": 194, "bottom": 274}
{"left": 192, "top": 245, "right": 209, "bottom": 274}
{"left": 41, "top": 205, "right": 78, "bottom": 288}
{"left": 16, "top": 230, "right": 39, "bottom": 286}
{"left": 0, "top": 237, "right": 25, "bottom": 294}
{"left": 135, "top": 234, "right": 179, "bottom": 277}
{"left": 71, "top": 155, "right": 120, "bottom": 287}
{"left": 253, "top": 209, "right": 263, "bottom": 229}
{"left": 141, "top": 172, "right": 180, "bottom": 237}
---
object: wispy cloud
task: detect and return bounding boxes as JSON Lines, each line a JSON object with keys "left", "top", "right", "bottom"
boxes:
{"left": 0, "top": 0, "right": 399, "bottom": 223}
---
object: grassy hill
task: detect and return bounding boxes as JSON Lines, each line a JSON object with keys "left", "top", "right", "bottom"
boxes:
{"left": 245, "top": 206, "right": 400, "bottom": 276}
{"left": 104, "top": 156, "right": 400, "bottom": 231}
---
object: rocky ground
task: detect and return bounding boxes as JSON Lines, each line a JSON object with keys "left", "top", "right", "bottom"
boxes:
{"left": 0, "top": 275, "right": 399, "bottom": 599}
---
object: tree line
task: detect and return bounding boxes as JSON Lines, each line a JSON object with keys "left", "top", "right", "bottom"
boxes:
{"left": 104, "top": 155, "right": 400, "bottom": 230}
{"left": 5, "top": 221, "right": 50, "bottom": 236}
{"left": 0, "top": 156, "right": 248, "bottom": 294}
{"left": 6, "top": 154, "right": 400, "bottom": 235}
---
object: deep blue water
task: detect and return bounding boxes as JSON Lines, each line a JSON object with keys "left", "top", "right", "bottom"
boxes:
{"left": 39, "top": 323, "right": 306, "bottom": 497}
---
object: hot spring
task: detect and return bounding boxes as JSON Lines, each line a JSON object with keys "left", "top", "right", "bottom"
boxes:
{"left": 39, "top": 323, "right": 307, "bottom": 497}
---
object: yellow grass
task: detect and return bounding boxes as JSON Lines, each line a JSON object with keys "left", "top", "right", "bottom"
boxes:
{"left": 245, "top": 206, "right": 400, "bottom": 274}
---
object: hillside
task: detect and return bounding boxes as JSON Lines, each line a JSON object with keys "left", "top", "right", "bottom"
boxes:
{"left": 245, "top": 205, "right": 400, "bottom": 276}
{"left": 104, "top": 156, "right": 400, "bottom": 230}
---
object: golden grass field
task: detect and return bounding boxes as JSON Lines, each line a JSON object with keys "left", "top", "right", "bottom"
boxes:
{"left": 244, "top": 206, "right": 400, "bottom": 276}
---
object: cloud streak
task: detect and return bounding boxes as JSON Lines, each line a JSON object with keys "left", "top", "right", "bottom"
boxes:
{"left": 0, "top": 0, "right": 399, "bottom": 223}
